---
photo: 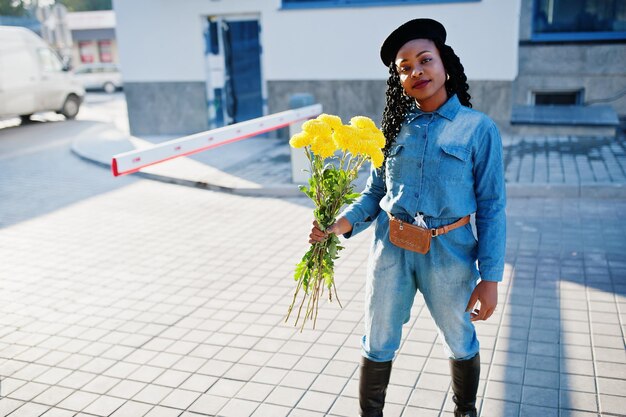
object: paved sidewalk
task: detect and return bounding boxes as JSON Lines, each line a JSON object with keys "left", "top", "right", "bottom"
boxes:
{"left": 0, "top": 117, "right": 624, "bottom": 417}
{"left": 0, "top": 179, "right": 625, "bottom": 417}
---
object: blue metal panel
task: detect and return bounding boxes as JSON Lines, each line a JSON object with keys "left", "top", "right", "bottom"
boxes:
{"left": 223, "top": 20, "right": 263, "bottom": 124}
{"left": 71, "top": 28, "right": 116, "bottom": 42}
{"left": 511, "top": 105, "right": 620, "bottom": 127}
{"left": 0, "top": 16, "right": 41, "bottom": 33}
{"left": 530, "top": 32, "right": 626, "bottom": 42}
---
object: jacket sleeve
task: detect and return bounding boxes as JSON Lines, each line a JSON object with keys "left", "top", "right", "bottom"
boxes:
{"left": 473, "top": 121, "right": 507, "bottom": 282}
{"left": 340, "top": 164, "right": 386, "bottom": 239}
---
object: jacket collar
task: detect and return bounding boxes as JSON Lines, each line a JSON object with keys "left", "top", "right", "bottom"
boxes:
{"left": 405, "top": 94, "right": 461, "bottom": 124}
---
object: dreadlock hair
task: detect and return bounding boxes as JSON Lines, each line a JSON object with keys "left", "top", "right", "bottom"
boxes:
{"left": 380, "top": 39, "right": 471, "bottom": 161}
{"left": 437, "top": 40, "right": 471, "bottom": 109}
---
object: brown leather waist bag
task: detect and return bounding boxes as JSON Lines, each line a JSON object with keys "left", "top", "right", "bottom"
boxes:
{"left": 388, "top": 213, "right": 471, "bottom": 254}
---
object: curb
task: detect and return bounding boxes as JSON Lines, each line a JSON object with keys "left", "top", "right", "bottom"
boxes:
{"left": 70, "top": 130, "right": 304, "bottom": 198}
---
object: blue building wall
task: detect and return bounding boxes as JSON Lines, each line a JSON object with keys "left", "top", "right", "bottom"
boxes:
{"left": 0, "top": 15, "right": 41, "bottom": 34}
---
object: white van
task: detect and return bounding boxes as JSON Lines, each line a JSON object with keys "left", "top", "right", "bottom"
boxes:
{"left": 0, "top": 26, "right": 85, "bottom": 123}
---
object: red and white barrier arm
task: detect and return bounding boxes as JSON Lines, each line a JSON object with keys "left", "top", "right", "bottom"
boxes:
{"left": 111, "top": 104, "right": 322, "bottom": 177}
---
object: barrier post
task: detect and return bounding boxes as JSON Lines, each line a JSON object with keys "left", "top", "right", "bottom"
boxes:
{"left": 289, "top": 94, "right": 315, "bottom": 184}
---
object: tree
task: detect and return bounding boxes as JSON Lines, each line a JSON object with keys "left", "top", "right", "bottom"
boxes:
{"left": 56, "top": 0, "right": 112, "bottom": 11}
{"left": 0, "top": 0, "right": 27, "bottom": 16}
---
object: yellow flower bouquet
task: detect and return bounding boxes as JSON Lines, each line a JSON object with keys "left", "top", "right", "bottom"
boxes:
{"left": 287, "top": 113, "right": 385, "bottom": 330}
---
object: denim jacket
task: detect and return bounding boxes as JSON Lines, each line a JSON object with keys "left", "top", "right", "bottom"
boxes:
{"left": 341, "top": 95, "right": 506, "bottom": 282}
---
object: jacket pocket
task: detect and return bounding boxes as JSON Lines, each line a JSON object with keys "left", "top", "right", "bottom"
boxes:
{"left": 438, "top": 144, "right": 470, "bottom": 182}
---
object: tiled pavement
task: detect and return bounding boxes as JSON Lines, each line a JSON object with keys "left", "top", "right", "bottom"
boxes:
{"left": 502, "top": 135, "right": 626, "bottom": 185}
{"left": 3, "top": 99, "right": 626, "bottom": 415}
{"left": 1, "top": 178, "right": 625, "bottom": 416}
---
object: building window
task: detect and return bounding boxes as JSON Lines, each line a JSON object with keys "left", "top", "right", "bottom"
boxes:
{"left": 282, "top": 0, "right": 479, "bottom": 9}
{"left": 79, "top": 41, "right": 96, "bottom": 63}
{"left": 532, "top": 0, "right": 626, "bottom": 41}
{"left": 98, "top": 40, "right": 113, "bottom": 63}
{"left": 533, "top": 90, "right": 583, "bottom": 105}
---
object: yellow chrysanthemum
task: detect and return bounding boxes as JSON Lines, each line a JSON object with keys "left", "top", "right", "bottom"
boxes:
{"left": 302, "top": 119, "right": 332, "bottom": 137}
{"left": 371, "top": 130, "right": 386, "bottom": 148}
{"left": 356, "top": 126, "right": 385, "bottom": 148}
{"left": 317, "top": 114, "right": 343, "bottom": 130}
{"left": 349, "top": 116, "right": 378, "bottom": 131}
{"left": 310, "top": 135, "right": 336, "bottom": 159}
{"left": 347, "top": 116, "right": 386, "bottom": 157}
{"left": 332, "top": 131, "right": 345, "bottom": 151}
{"left": 293, "top": 113, "right": 385, "bottom": 164}
{"left": 370, "top": 149, "right": 384, "bottom": 168}
{"left": 360, "top": 140, "right": 375, "bottom": 156}
{"left": 330, "top": 125, "right": 352, "bottom": 152}
{"left": 338, "top": 126, "right": 360, "bottom": 156}
{"left": 289, "top": 131, "right": 313, "bottom": 148}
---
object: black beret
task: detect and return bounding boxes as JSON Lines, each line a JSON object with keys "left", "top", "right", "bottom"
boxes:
{"left": 380, "top": 18, "right": 447, "bottom": 67}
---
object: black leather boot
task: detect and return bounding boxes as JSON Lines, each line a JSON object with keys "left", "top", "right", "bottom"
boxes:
{"left": 359, "top": 357, "right": 392, "bottom": 417}
{"left": 449, "top": 353, "right": 480, "bottom": 417}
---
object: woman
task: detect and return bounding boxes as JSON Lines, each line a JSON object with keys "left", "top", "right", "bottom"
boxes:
{"left": 309, "top": 18, "right": 506, "bottom": 417}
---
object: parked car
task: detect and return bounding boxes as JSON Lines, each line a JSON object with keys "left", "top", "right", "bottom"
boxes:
{"left": 73, "top": 63, "right": 123, "bottom": 94}
{"left": 0, "top": 26, "right": 85, "bottom": 123}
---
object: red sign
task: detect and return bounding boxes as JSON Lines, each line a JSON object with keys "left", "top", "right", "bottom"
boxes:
{"left": 79, "top": 41, "right": 95, "bottom": 63}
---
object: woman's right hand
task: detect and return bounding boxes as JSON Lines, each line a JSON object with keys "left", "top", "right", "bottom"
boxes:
{"left": 309, "top": 217, "right": 353, "bottom": 243}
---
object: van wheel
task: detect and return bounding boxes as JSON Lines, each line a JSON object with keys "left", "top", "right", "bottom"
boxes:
{"left": 20, "top": 114, "right": 33, "bottom": 124}
{"left": 103, "top": 82, "right": 116, "bottom": 94}
{"left": 60, "top": 95, "right": 80, "bottom": 119}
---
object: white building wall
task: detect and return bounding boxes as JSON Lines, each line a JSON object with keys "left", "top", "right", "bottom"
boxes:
{"left": 113, "top": 0, "right": 275, "bottom": 82}
{"left": 265, "top": 0, "right": 520, "bottom": 81}
{"left": 113, "top": 0, "right": 520, "bottom": 83}
{"left": 113, "top": 0, "right": 521, "bottom": 135}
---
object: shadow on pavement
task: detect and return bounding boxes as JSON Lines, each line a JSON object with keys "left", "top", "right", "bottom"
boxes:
{"left": 485, "top": 197, "right": 626, "bottom": 416}
{"left": 0, "top": 120, "right": 137, "bottom": 229}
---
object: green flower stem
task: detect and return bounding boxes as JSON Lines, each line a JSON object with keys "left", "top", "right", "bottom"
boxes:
{"left": 311, "top": 246, "right": 325, "bottom": 330}
{"left": 287, "top": 148, "right": 373, "bottom": 330}
{"left": 339, "top": 149, "right": 349, "bottom": 172}
{"left": 287, "top": 228, "right": 340, "bottom": 330}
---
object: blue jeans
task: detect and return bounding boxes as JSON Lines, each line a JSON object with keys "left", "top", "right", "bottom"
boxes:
{"left": 361, "top": 211, "right": 480, "bottom": 363}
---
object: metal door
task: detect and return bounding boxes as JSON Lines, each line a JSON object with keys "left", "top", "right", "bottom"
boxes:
{"left": 203, "top": 16, "right": 263, "bottom": 127}
{"left": 222, "top": 19, "right": 263, "bottom": 123}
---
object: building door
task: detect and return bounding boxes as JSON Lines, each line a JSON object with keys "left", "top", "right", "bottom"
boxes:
{"left": 203, "top": 15, "right": 264, "bottom": 127}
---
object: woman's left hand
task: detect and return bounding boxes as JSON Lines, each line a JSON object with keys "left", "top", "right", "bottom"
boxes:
{"left": 465, "top": 281, "right": 498, "bottom": 322}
